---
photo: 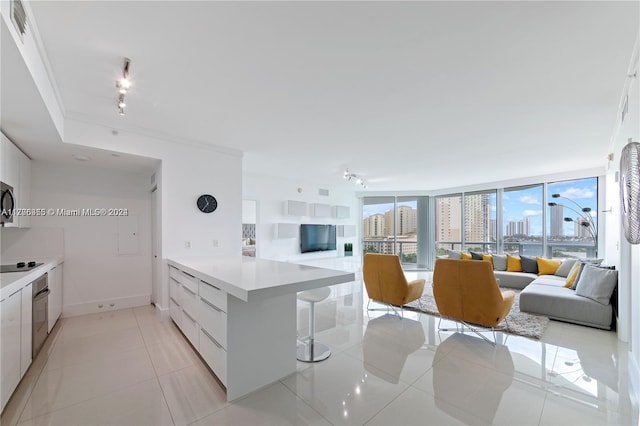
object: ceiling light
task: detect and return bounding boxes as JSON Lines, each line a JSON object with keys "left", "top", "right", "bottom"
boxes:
{"left": 343, "top": 169, "right": 367, "bottom": 189}
{"left": 118, "top": 94, "right": 126, "bottom": 109}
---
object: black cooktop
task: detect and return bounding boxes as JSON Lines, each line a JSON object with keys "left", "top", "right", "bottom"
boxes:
{"left": 0, "top": 261, "right": 44, "bottom": 273}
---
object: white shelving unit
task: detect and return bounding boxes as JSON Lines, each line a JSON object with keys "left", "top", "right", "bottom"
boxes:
{"left": 285, "top": 200, "right": 307, "bottom": 216}
{"left": 274, "top": 223, "right": 298, "bottom": 238}
{"left": 310, "top": 203, "right": 331, "bottom": 217}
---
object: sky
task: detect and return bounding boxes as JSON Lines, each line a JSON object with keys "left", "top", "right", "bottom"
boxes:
{"left": 362, "top": 177, "right": 598, "bottom": 237}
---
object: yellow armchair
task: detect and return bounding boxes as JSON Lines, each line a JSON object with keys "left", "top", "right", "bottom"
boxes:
{"left": 363, "top": 254, "right": 425, "bottom": 307}
{"left": 433, "top": 258, "right": 514, "bottom": 329}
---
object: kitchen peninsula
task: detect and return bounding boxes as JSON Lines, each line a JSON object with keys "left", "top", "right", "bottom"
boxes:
{"left": 167, "top": 256, "right": 355, "bottom": 401}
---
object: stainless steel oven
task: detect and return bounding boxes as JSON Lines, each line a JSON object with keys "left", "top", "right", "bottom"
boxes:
{"left": 32, "top": 273, "right": 49, "bottom": 358}
{"left": 1, "top": 181, "right": 15, "bottom": 226}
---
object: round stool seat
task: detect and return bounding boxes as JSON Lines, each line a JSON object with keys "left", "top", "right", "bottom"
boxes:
{"left": 297, "top": 286, "right": 332, "bottom": 363}
{"left": 297, "top": 287, "right": 331, "bottom": 303}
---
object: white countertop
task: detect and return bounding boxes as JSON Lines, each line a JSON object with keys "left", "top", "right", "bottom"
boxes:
{"left": 0, "top": 258, "right": 64, "bottom": 300}
{"left": 168, "top": 256, "right": 356, "bottom": 302}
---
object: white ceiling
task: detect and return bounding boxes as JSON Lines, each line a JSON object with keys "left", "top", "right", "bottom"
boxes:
{"left": 4, "top": 1, "right": 639, "bottom": 190}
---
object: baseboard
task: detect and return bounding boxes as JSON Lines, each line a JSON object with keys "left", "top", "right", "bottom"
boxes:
{"left": 155, "top": 303, "right": 170, "bottom": 321}
{"left": 63, "top": 294, "right": 151, "bottom": 317}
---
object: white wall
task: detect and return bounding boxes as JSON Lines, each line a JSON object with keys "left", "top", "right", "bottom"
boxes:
{"left": 604, "top": 37, "right": 640, "bottom": 397}
{"left": 64, "top": 118, "right": 243, "bottom": 314}
{"left": 28, "top": 162, "right": 152, "bottom": 316}
{"left": 243, "top": 174, "right": 359, "bottom": 262}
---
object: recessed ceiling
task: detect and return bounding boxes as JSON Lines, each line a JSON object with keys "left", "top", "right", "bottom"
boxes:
{"left": 8, "top": 1, "right": 640, "bottom": 190}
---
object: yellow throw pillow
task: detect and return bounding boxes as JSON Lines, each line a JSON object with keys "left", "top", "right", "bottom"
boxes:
{"left": 564, "top": 262, "right": 581, "bottom": 288}
{"left": 461, "top": 252, "right": 472, "bottom": 260}
{"left": 482, "top": 254, "right": 493, "bottom": 265}
{"left": 536, "top": 257, "right": 562, "bottom": 275}
{"left": 506, "top": 254, "right": 523, "bottom": 272}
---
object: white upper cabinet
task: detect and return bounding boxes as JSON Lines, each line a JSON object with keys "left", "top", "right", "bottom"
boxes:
{"left": 1, "top": 133, "right": 32, "bottom": 228}
{"left": 310, "top": 203, "right": 331, "bottom": 217}
{"left": 285, "top": 200, "right": 307, "bottom": 216}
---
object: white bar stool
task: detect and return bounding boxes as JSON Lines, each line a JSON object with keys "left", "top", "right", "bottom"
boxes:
{"left": 297, "top": 287, "right": 331, "bottom": 362}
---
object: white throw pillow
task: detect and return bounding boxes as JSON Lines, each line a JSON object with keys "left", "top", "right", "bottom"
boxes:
{"left": 575, "top": 265, "right": 618, "bottom": 305}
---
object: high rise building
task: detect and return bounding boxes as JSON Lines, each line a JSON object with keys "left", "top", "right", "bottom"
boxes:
{"left": 575, "top": 216, "right": 594, "bottom": 239}
{"left": 436, "top": 197, "right": 461, "bottom": 243}
{"left": 363, "top": 214, "right": 385, "bottom": 238}
{"left": 384, "top": 206, "right": 417, "bottom": 236}
{"left": 505, "top": 217, "right": 530, "bottom": 236}
{"left": 464, "top": 193, "right": 491, "bottom": 243}
{"left": 550, "top": 204, "right": 564, "bottom": 237}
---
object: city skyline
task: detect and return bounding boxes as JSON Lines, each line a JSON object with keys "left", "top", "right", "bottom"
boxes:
{"left": 362, "top": 177, "right": 597, "bottom": 240}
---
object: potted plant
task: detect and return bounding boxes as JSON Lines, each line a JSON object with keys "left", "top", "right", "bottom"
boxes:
{"left": 344, "top": 243, "right": 353, "bottom": 257}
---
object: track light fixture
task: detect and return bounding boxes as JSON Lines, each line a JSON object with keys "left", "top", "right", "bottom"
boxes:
{"left": 343, "top": 169, "right": 367, "bottom": 189}
{"left": 115, "top": 58, "right": 131, "bottom": 116}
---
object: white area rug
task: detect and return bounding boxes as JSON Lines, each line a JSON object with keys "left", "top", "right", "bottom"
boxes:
{"left": 403, "top": 286, "right": 549, "bottom": 340}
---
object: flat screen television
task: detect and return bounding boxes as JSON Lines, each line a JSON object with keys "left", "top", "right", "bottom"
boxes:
{"left": 300, "top": 224, "right": 336, "bottom": 253}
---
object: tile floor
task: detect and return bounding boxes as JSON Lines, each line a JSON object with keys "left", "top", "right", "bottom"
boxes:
{"left": 2, "top": 273, "right": 638, "bottom": 425}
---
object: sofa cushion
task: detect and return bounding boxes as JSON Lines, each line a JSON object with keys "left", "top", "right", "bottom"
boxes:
{"left": 447, "top": 250, "right": 462, "bottom": 259}
{"left": 530, "top": 275, "right": 566, "bottom": 287}
{"left": 575, "top": 265, "right": 618, "bottom": 305}
{"left": 494, "top": 271, "right": 537, "bottom": 290}
{"left": 521, "top": 255, "right": 538, "bottom": 274}
{"left": 506, "top": 255, "right": 523, "bottom": 272}
{"left": 461, "top": 252, "right": 472, "bottom": 260}
{"left": 564, "top": 262, "right": 584, "bottom": 288}
{"left": 555, "top": 258, "right": 578, "bottom": 278}
{"left": 520, "top": 283, "right": 612, "bottom": 329}
{"left": 470, "top": 251, "right": 483, "bottom": 261}
{"left": 482, "top": 254, "right": 493, "bottom": 265}
{"left": 536, "top": 257, "right": 561, "bottom": 275}
{"left": 492, "top": 255, "right": 507, "bottom": 271}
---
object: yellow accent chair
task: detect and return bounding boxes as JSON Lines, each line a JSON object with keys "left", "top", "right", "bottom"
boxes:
{"left": 432, "top": 258, "right": 515, "bottom": 343}
{"left": 362, "top": 254, "right": 426, "bottom": 310}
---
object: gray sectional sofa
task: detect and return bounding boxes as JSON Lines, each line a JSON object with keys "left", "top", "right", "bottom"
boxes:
{"left": 496, "top": 271, "right": 614, "bottom": 330}
{"left": 447, "top": 251, "right": 617, "bottom": 330}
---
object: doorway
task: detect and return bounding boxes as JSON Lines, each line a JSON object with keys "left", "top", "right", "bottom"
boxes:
{"left": 242, "top": 199, "right": 257, "bottom": 257}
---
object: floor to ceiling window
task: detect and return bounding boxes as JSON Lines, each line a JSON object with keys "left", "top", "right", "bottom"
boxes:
{"left": 546, "top": 177, "right": 598, "bottom": 258}
{"left": 434, "top": 194, "right": 462, "bottom": 256}
{"left": 502, "top": 184, "right": 544, "bottom": 256}
{"left": 361, "top": 175, "right": 599, "bottom": 269}
{"left": 464, "top": 190, "right": 497, "bottom": 253}
{"left": 362, "top": 196, "right": 429, "bottom": 270}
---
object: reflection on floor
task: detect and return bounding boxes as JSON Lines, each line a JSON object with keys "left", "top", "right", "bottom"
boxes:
{"left": 2, "top": 272, "right": 638, "bottom": 425}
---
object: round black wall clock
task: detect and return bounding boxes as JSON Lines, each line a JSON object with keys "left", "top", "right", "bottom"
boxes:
{"left": 197, "top": 194, "right": 218, "bottom": 213}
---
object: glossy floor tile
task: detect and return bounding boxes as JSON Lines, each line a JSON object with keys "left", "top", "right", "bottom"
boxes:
{"left": 2, "top": 267, "right": 638, "bottom": 425}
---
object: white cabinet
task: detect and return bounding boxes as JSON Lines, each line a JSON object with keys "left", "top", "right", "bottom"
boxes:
{"left": 169, "top": 266, "right": 200, "bottom": 350}
{"left": 1, "top": 134, "right": 20, "bottom": 189}
{"left": 168, "top": 265, "right": 228, "bottom": 386}
{"left": 1, "top": 290, "right": 22, "bottom": 412}
{"left": 310, "top": 203, "right": 331, "bottom": 217}
{"left": 273, "top": 223, "right": 298, "bottom": 239}
{"left": 17, "top": 150, "right": 31, "bottom": 228}
{"left": 285, "top": 200, "right": 307, "bottom": 216}
{"left": 0, "top": 133, "right": 32, "bottom": 228}
{"left": 21, "top": 283, "right": 32, "bottom": 376}
{"left": 47, "top": 265, "right": 63, "bottom": 333}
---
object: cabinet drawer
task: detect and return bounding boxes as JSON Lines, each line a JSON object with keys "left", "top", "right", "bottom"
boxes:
{"left": 169, "top": 276, "right": 181, "bottom": 304}
{"left": 169, "top": 267, "right": 198, "bottom": 294}
{"left": 169, "top": 297, "right": 182, "bottom": 329}
{"left": 181, "top": 309, "right": 199, "bottom": 350}
{"left": 199, "top": 328, "right": 227, "bottom": 385}
{"left": 199, "top": 280, "right": 227, "bottom": 313}
{"left": 181, "top": 285, "right": 198, "bottom": 317}
{"left": 198, "top": 297, "right": 227, "bottom": 348}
